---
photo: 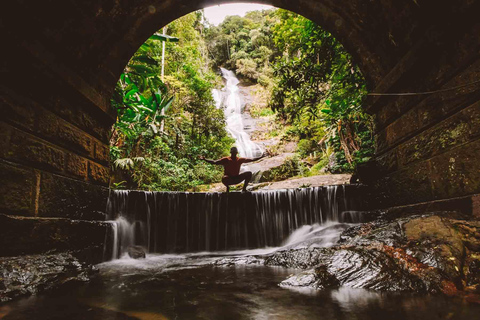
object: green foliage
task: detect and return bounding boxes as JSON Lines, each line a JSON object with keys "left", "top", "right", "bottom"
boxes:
{"left": 111, "top": 8, "right": 376, "bottom": 192}
{"left": 205, "top": 9, "right": 279, "bottom": 81}
{"left": 250, "top": 105, "right": 275, "bottom": 118}
{"left": 297, "top": 139, "right": 317, "bottom": 158}
{"left": 114, "top": 157, "right": 145, "bottom": 171}
{"left": 206, "top": 9, "right": 374, "bottom": 173}
{"left": 110, "top": 12, "right": 233, "bottom": 191}
{"left": 268, "top": 10, "right": 374, "bottom": 172}
{"left": 310, "top": 157, "right": 329, "bottom": 175}
{"left": 261, "top": 156, "right": 308, "bottom": 182}
{"left": 236, "top": 58, "right": 258, "bottom": 80}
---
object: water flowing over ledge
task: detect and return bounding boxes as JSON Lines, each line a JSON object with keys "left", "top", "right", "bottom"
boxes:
{"left": 104, "top": 185, "right": 368, "bottom": 259}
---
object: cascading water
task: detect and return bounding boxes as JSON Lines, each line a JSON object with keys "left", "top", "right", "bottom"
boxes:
{"left": 103, "top": 70, "right": 367, "bottom": 260}
{"left": 214, "top": 67, "right": 263, "bottom": 158}
{"left": 104, "top": 185, "right": 366, "bottom": 260}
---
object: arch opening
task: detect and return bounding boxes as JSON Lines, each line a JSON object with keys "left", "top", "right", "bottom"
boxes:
{"left": 109, "top": 4, "right": 373, "bottom": 192}
{"left": 1, "top": 0, "right": 480, "bottom": 308}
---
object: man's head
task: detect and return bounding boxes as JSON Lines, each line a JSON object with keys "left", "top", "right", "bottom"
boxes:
{"left": 230, "top": 147, "right": 238, "bottom": 157}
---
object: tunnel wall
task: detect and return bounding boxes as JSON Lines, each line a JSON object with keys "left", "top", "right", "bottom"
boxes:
{"left": 0, "top": 0, "right": 480, "bottom": 259}
{"left": 364, "top": 6, "right": 480, "bottom": 217}
{"left": 0, "top": 77, "right": 113, "bottom": 220}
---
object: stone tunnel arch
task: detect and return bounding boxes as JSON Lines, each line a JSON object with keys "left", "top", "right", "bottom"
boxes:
{"left": 105, "top": 0, "right": 391, "bottom": 93}
{"left": 1, "top": 0, "right": 480, "bottom": 259}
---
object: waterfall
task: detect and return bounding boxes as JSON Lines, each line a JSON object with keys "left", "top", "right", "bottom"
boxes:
{"left": 215, "top": 67, "right": 263, "bottom": 158}
{"left": 104, "top": 186, "right": 366, "bottom": 259}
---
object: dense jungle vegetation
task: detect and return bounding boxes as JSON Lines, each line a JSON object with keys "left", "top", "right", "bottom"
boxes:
{"left": 110, "top": 9, "right": 374, "bottom": 191}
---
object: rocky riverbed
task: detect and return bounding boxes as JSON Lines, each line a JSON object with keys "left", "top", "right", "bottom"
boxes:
{"left": 1, "top": 211, "right": 479, "bottom": 319}
{"left": 215, "top": 212, "right": 480, "bottom": 302}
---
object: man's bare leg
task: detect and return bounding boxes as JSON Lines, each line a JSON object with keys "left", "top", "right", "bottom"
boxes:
{"left": 222, "top": 175, "right": 232, "bottom": 193}
{"left": 241, "top": 171, "right": 253, "bottom": 192}
{"left": 222, "top": 171, "right": 253, "bottom": 192}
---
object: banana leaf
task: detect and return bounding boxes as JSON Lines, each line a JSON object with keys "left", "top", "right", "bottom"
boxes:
{"left": 150, "top": 34, "right": 179, "bottom": 42}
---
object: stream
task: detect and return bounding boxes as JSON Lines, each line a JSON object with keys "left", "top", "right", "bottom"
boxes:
{"left": 2, "top": 248, "right": 479, "bottom": 320}
{"left": 2, "top": 187, "right": 479, "bottom": 319}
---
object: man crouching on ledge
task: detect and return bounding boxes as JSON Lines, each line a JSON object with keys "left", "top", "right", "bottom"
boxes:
{"left": 199, "top": 147, "right": 265, "bottom": 192}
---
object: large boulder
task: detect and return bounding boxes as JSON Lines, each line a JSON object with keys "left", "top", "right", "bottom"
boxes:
{"left": 267, "top": 246, "right": 444, "bottom": 293}
{"left": 262, "top": 213, "right": 480, "bottom": 296}
{"left": 127, "top": 246, "right": 146, "bottom": 259}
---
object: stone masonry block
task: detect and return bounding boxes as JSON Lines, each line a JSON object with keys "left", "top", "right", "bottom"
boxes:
{"left": 57, "top": 122, "right": 93, "bottom": 156}
{"left": 76, "top": 104, "right": 111, "bottom": 143}
{"left": 65, "top": 153, "right": 88, "bottom": 180}
{"left": 417, "top": 58, "right": 480, "bottom": 130}
{"left": 7, "top": 127, "right": 65, "bottom": 173}
{"left": 94, "top": 140, "right": 110, "bottom": 165}
{"left": 38, "top": 172, "right": 108, "bottom": 220}
{"left": 430, "top": 138, "right": 480, "bottom": 200}
{"left": 383, "top": 108, "right": 419, "bottom": 150}
{"left": 36, "top": 108, "right": 58, "bottom": 137}
{"left": 37, "top": 109, "right": 93, "bottom": 157}
{"left": 375, "top": 160, "right": 434, "bottom": 208}
{"left": 1, "top": 89, "right": 36, "bottom": 131}
{"left": 465, "top": 100, "right": 480, "bottom": 141}
{"left": 396, "top": 101, "right": 478, "bottom": 167}
{"left": 50, "top": 96, "right": 111, "bottom": 144}
{"left": 375, "top": 130, "right": 388, "bottom": 154}
{"left": 0, "top": 122, "right": 12, "bottom": 158}
{"left": 0, "top": 160, "right": 36, "bottom": 216}
{"left": 374, "top": 24, "right": 480, "bottom": 131}
{"left": 375, "top": 149, "right": 398, "bottom": 175}
{"left": 88, "top": 161, "right": 109, "bottom": 186}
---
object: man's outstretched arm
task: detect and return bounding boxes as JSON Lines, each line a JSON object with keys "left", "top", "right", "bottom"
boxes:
{"left": 199, "top": 155, "right": 224, "bottom": 165}
{"left": 243, "top": 153, "right": 266, "bottom": 163}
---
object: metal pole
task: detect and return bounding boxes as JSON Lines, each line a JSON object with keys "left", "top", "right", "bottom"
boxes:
{"left": 160, "top": 26, "right": 167, "bottom": 132}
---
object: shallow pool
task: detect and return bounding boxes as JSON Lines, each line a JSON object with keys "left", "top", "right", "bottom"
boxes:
{"left": 1, "top": 252, "right": 479, "bottom": 320}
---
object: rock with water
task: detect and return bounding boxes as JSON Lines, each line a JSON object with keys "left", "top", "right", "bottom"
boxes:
{"left": 265, "top": 247, "right": 335, "bottom": 269}
{"left": 268, "top": 246, "right": 442, "bottom": 292}
{"left": 266, "top": 213, "right": 480, "bottom": 296}
{"left": 280, "top": 265, "right": 339, "bottom": 289}
{"left": 214, "top": 255, "right": 264, "bottom": 266}
{"left": 0, "top": 252, "right": 97, "bottom": 302}
{"left": 127, "top": 246, "right": 146, "bottom": 259}
{"left": 341, "top": 214, "right": 480, "bottom": 288}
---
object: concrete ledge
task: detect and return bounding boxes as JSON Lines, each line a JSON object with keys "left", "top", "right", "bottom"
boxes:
{"left": 380, "top": 193, "right": 480, "bottom": 221}
{"left": 0, "top": 214, "right": 109, "bottom": 258}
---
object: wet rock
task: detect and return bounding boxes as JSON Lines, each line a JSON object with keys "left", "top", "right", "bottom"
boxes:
{"left": 403, "top": 215, "right": 464, "bottom": 282}
{"left": 465, "top": 254, "right": 480, "bottom": 286}
{"left": 266, "top": 213, "right": 480, "bottom": 295}
{"left": 127, "top": 246, "right": 146, "bottom": 259}
{"left": 281, "top": 265, "right": 339, "bottom": 289}
{"left": 0, "top": 252, "right": 97, "bottom": 302}
{"left": 210, "top": 212, "right": 480, "bottom": 297}
{"left": 338, "top": 213, "right": 411, "bottom": 248}
{"left": 265, "top": 248, "right": 335, "bottom": 269}
{"left": 214, "top": 255, "right": 264, "bottom": 266}
{"left": 280, "top": 269, "right": 320, "bottom": 288}
{"left": 314, "top": 265, "right": 340, "bottom": 288}
{"left": 268, "top": 246, "right": 439, "bottom": 292}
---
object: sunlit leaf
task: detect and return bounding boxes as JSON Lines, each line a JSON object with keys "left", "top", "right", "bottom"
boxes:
{"left": 150, "top": 34, "right": 180, "bottom": 42}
